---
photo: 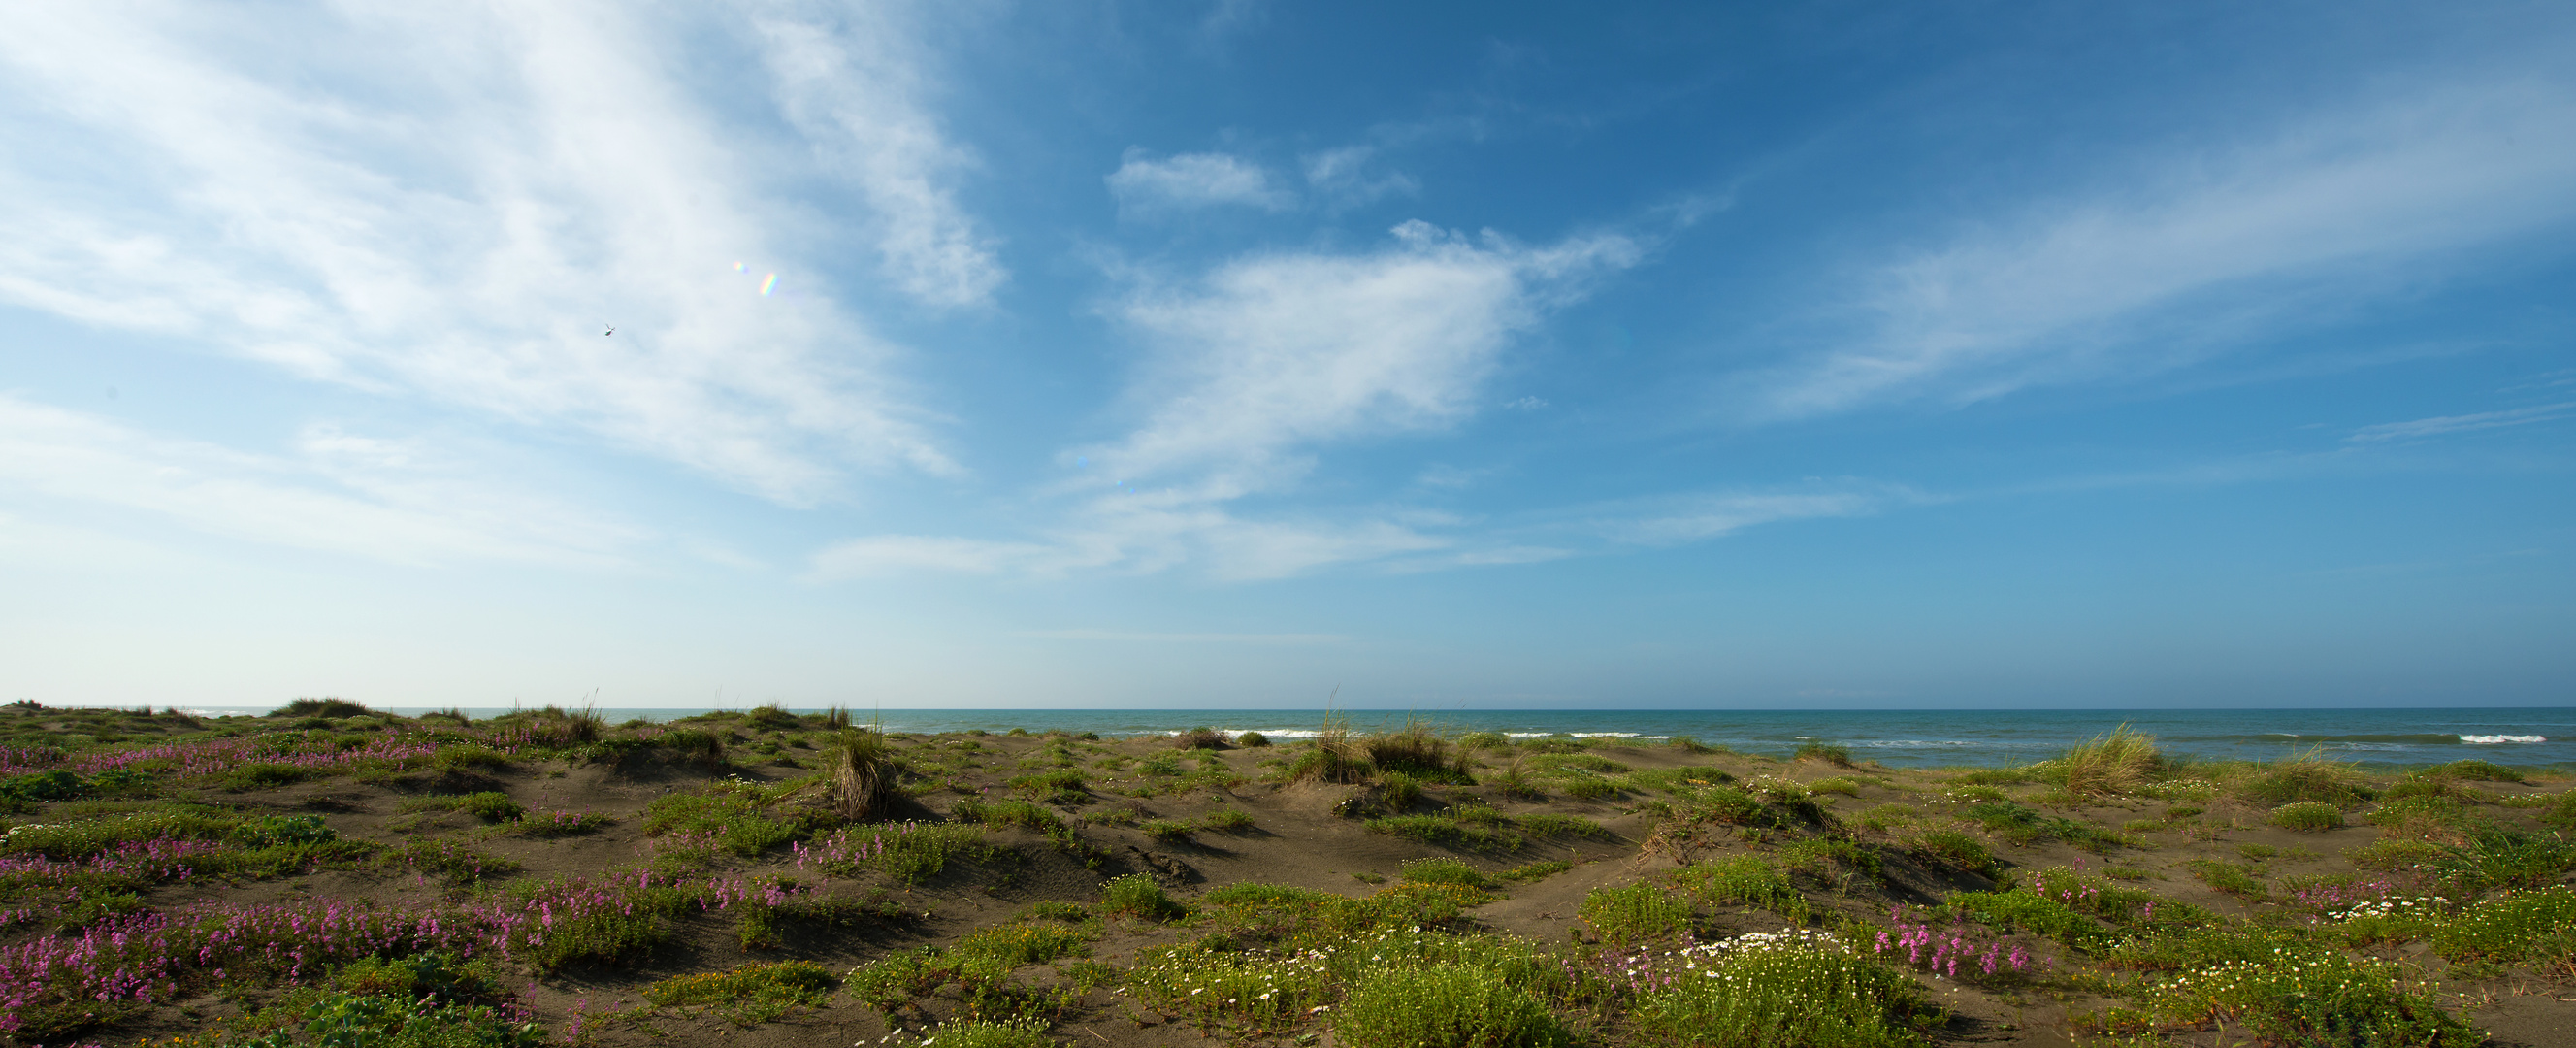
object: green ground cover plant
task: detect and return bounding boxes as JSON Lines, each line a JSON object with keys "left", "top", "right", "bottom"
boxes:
{"left": 1581, "top": 882, "right": 1694, "bottom": 944}
{"left": 641, "top": 960, "right": 836, "bottom": 1026}
{"left": 1626, "top": 931, "right": 1935, "bottom": 1048}
{"left": 641, "top": 778, "right": 813, "bottom": 857}
{"left": 1336, "top": 962, "right": 1572, "bottom": 1048}
{"left": 2270, "top": 800, "right": 2345, "bottom": 831}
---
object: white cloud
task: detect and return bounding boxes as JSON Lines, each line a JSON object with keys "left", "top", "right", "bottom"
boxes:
{"left": 1107, "top": 149, "right": 1295, "bottom": 213}
{"left": 1756, "top": 79, "right": 2576, "bottom": 418}
{"left": 1301, "top": 146, "right": 1418, "bottom": 209}
{"left": 1605, "top": 489, "right": 1909, "bottom": 546}
{"left": 0, "top": 395, "right": 641, "bottom": 567}
{"left": 811, "top": 220, "right": 1639, "bottom": 582}
{"left": 2347, "top": 401, "right": 2576, "bottom": 442}
{"left": 807, "top": 535, "right": 1052, "bottom": 578}
{"left": 755, "top": 7, "right": 1007, "bottom": 308}
{"left": 0, "top": 2, "right": 961, "bottom": 506}
{"left": 1092, "top": 220, "right": 1637, "bottom": 494}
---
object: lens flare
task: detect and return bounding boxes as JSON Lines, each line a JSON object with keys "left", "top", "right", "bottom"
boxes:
{"left": 760, "top": 273, "right": 777, "bottom": 296}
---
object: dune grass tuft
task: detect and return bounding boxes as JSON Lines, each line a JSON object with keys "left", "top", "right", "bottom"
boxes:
{"left": 2052, "top": 724, "right": 2165, "bottom": 798}
{"left": 828, "top": 727, "right": 897, "bottom": 820}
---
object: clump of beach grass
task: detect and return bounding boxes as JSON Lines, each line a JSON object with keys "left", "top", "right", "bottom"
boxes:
{"left": 1288, "top": 710, "right": 1371, "bottom": 784}
{"left": 827, "top": 726, "right": 897, "bottom": 820}
{"left": 1792, "top": 741, "right": 1854, "bottom": 768}
{"left": 269, "top": 697, "right": 372, "bottom": 720}
{"left": 2049, "top": 724, "right": 2166, "bottom": 798}
{"left": 2237, "top": 745, "right": 2373, "bottom": 807}
{"left": 1365, "top": 716, "right": 1473, "bottom": 784}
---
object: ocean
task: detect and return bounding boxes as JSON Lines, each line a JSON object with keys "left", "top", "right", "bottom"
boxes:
{"left": 155, "top": 704, "right": 2575, "bottom": 769}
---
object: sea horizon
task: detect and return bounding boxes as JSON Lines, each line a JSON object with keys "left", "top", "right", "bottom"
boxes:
{"left": 81, "top": 704, "right": 2576, "bottom": 769}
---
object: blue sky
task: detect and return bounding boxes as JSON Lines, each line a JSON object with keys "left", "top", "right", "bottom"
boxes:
{"left": 2, "top": 1, "right": 2571, "bottom": 710}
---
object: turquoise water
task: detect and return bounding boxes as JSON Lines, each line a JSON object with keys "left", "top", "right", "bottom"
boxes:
{"left": 244, "top": 705, "right": 2576, "bottom": 769}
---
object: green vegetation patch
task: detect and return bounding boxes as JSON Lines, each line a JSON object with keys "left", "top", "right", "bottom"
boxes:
{"left": 644, "top": 960, "right": 837, "bottom": 1026}
{"left": 1627, "top": 932, "right": 1935, "bottom": 1048}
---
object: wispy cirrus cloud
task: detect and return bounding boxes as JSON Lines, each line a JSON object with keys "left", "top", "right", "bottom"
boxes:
{"left": 1301, "top": 146, "right": 1418, "bottom": 210}
{"left": 0, "top": 395, "right": 642, "bottom": 568}
{"left": 1752, "top": 78, "right": 2576, "bottom": 418}
{"left": 755, "top": 5, "right": 1006, "bottom": 308}
{"left": 1107, "top": 149, "right": 1296, "bottom": 213}
{"left": 2347, "top": 401, "right": 2576, "bottom": 443}
{"left": 813, "top": 219, "right": 1641, "bottom": 581}
{"left": 1600, "top": 487, "right": 1924, "bottom": 546}
{"left": 1092, "top": 219, "right": 1637, "bottom": 495}
{"left": 0, "top": 2, "right": 970, "bottom": 506}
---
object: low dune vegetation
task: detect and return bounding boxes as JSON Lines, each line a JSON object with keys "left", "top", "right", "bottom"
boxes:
{"left": 1, "top": 701, "right": 2572, "bottom": 1048}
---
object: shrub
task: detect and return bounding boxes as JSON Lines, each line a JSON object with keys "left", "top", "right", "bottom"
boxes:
{"left": 271, "top": 697, "right": 372, "bottom": 719}
{"left": 2269, "top": 801, "right": 2344, "bottom": 832}
{"left": 1172, "top": 727, "right": 1224, "bottom": 749}
{"left": 1139, "top": 818, "right": 1194, "bottom": 842}
{"left": 1581, "top": 883, "right": 1694, "bottom": 944}
{"left": 0, "top": 769, "right": 88, "bottom": 803}
{"left": 1457, "top": 731, "right": 1510, "bottom": 750}
{"left": 1201, "top": 807, "right": 1255, "bottom": 832}
{"left": 1336, "top": 964, "right": 1571, "bottom": 1048}
{"left": 1101, "top": 874, "right": 1185, "bottom": 920}
{"left": 1235, "top": 731, "right": 1270, "bottom": 747}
